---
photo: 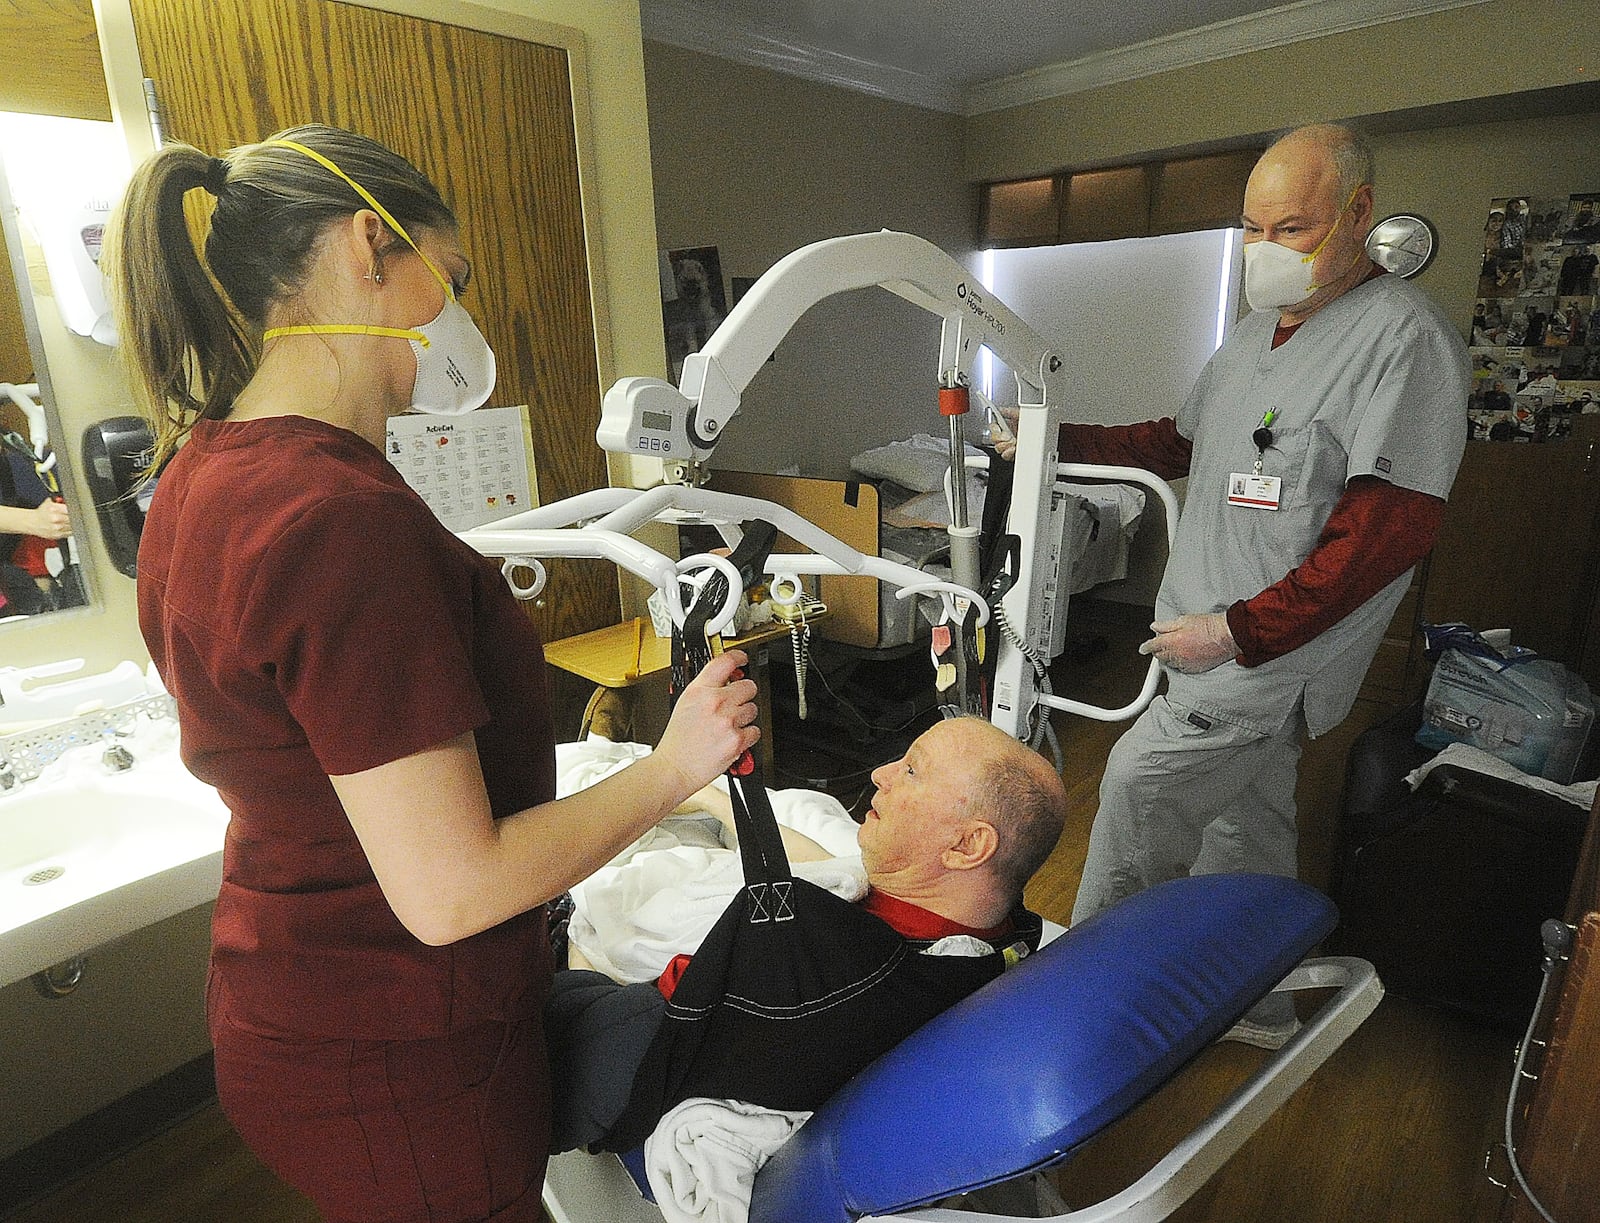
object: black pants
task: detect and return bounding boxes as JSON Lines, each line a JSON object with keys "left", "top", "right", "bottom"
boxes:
{"left": 544, "top": 970, "right": 666, "bottom": 1153}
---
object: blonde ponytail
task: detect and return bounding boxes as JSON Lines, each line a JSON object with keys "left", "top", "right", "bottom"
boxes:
{"left": 105, "top": 142, "right": 255, "bottom": 472}
{"left": 105, "top": 125, "right": 454, "bottom": 475}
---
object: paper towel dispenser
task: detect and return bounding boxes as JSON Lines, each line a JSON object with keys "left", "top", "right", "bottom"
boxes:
{"left": 81, "top": 416, "right": 154, "bottom": 578}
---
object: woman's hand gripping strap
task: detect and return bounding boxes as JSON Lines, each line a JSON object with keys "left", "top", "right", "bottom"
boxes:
{"left": 667, "top": 522, "right": 792, "bottom": 916}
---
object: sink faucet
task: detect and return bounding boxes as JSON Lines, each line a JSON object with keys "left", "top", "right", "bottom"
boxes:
{"left": 0, "top": 760, "right": 15, "bottom": 791}
{"left": 101, "top": 736, "right": 135, "bottom": 773}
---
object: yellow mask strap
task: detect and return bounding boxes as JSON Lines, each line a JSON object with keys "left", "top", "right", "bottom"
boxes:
{"left": 1300, "top": 184, "right": 1365, "bottom": 266}
{"left": 264, "top": 138, "right": 454, "bottom": 301}
{"left": 262, "top": 322, "right": 430, "bottom": 347}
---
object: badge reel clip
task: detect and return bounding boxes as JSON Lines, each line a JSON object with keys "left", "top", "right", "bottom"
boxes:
{"left": 1228, "top": 409, "right": 1283, "bottom": 511}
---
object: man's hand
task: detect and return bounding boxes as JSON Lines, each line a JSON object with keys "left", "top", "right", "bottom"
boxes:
{"left": 1138, "top": 613, "right": 1238, "bottom": 673}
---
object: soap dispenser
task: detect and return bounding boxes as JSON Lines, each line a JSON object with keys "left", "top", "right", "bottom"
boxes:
{"left": 81, "top": 416, "right": 156, "bottom": 578}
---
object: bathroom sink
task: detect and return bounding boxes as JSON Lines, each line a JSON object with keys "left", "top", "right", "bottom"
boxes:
{"left": 0, "top": 763, "right": 229, "bottom": 989}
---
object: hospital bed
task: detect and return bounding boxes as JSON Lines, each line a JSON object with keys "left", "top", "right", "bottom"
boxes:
{"left": 542, "top": 871, "right": 1381, "bottom": 1223}
{"left": 850, "top": 435, "right": 1148, "bottom": 652}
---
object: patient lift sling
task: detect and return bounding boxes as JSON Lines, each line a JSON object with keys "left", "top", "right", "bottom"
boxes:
{"left": 601, "top": 567, "right": 1040, "bottom": 1154}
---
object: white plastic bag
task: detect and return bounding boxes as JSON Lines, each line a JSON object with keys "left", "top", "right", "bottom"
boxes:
{"left": 1416, "top": 624, "right": 1594, "bottom": 783}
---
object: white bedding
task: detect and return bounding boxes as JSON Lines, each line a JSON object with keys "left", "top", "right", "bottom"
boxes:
{"left": 1405, "top": 741, "right": 1599, "bottom": 809}
{"left": 852, "top": 433, "right": 1146, "bottom": 649}
{"left": 555, "top": 738, "right": 867, "bottom": 984}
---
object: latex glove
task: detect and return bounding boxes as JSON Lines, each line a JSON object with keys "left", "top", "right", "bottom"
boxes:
{"left": 990, "top": 407, "right": 1021, "bottom": 461}
{"left": 1138, "top": 613, "right": 1238, "bottom": 674}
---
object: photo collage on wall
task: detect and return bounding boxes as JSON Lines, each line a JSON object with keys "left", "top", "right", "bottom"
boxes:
{"left": 1470, "top": 193, "right": 1600, "bottom": 442}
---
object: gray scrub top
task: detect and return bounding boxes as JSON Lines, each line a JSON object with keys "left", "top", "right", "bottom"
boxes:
{"left": 1160, "top": 273, "right": 1469, "bottom": 737}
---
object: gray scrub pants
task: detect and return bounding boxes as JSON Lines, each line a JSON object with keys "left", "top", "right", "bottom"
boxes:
{"left": 1071, "top": 695, "right": 1305, "bottom": 926}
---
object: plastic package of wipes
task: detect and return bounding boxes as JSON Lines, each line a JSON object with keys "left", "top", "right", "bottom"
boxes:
{"left": 1415, "top": 623, "right": 1595, "bottom": 783}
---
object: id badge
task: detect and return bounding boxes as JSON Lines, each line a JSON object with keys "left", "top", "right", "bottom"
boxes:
{"left": 1227, "top": 472, "right": 1282, "bottom": 510}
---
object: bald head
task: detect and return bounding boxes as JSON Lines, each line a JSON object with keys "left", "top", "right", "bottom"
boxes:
{"left": 860, "top": 717, "right": 1066, "bottom": 920}
{"left": 957, "top": 719, "right": 1068, "bottom": 896}
{"left": 1261, "top": 124, "right": 1375, "bottom": 202}
{"left": 1243, "top": 123, "right": 1377, "bottom": 321}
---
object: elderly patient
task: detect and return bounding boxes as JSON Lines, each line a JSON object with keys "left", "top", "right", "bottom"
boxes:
{"left": 546, "top": 715, "right": 1067, "bottom": 1153}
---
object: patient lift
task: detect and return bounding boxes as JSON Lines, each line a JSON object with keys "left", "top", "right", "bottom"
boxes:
{"left": 463, "top": 230, "right": 1179, "bottom": 745}
{"left": 455, "top": 231, "right": 1381, "bottom": 1223}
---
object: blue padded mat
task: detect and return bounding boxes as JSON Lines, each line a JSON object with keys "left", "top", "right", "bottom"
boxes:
{"left": 749, "top": 872, "right": 1335, "bottom": 1223}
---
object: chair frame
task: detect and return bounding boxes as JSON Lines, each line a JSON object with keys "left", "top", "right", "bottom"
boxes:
{"left": 542, "top": 956, "right": 1382, "bottom": 1223}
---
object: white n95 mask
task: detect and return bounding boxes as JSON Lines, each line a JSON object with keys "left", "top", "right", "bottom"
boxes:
{"left": 262, "top": 286, "right": 497, "bottom": 416}
{"left": 406, "top": 294, "right": 496, "bottom": 415}
{"left": 1242, "top": 185, "right": 1363, "bottom": 312}
{"left": 1243, "top": 238, "right": 1324, "bottom": 312}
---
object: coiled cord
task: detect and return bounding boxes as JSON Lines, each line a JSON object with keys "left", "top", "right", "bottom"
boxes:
{"left": 990, "top": 590, "right": 1063, "bottom": 770}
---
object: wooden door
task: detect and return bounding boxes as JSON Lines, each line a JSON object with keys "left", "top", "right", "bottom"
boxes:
{"left": 1422, "top": 414, "right": 1600, "bottom": 680}
{"left": 125, "top": 0, "right": 616, "bottom": 641}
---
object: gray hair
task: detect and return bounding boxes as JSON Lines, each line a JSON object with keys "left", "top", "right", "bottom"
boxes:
{"left": 955, "top": 721, "right": 1066, "bottom": 898}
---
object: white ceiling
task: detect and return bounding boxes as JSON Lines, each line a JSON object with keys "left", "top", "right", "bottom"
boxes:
{"left": 639, "top": 0, "right": 1490, "bottom": 115}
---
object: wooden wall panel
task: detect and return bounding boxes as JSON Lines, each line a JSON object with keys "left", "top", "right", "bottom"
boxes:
{"left": 1062, "top": 166, "right": 1149, "bottom": 244}
{"left": 0, "top": 222, "right": 34, "bottom": 385}
{"left": 0, "top": 0, "right": 109, "bottom": 120}
{"left": 1422, "top": 414, "right": 1600, "bottom": 673}
{"left": 125, "top": 0, "right": 616, "bottom": 640}
{"left": 1150, "top": 150, "right": 1257, "bottom": 234}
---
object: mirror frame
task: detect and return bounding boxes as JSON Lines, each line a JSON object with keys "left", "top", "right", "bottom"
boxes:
{"left": 0, "top": 139, "right": 100, "bottom": 632}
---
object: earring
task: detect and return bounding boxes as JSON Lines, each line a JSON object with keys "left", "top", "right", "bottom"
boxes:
{"left": 364, "top": 267, "right": 384, "bottom": 284}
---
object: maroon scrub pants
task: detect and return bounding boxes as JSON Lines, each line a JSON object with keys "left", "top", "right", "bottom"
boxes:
{"left": 209, "top": 975, "right": 549, "bottom": 1222}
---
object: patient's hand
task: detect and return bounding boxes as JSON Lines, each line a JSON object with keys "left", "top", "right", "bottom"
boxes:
{"left": 674, "top": 781, "right": 836, "bottom": 863}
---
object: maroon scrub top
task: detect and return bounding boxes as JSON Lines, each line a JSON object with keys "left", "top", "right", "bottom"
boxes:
{"left": 138, "top": 415, "right": 555, "bottom": 1040}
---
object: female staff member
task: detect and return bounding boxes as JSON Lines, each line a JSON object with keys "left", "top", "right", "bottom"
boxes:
{"left": 108, "top": 125, "right": 758, "bottom": 1222}
{"left": 0, "top": 476, "right": 70, "bottom": 616}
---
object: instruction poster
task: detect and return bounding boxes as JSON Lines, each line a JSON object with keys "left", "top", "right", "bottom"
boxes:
{"left": 385, "top": 405, "right": 536, "bottom": 531}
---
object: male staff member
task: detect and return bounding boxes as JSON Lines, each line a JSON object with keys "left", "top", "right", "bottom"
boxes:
{"left": 1060, "top": 124, "right": 1468, "bottom": 1045}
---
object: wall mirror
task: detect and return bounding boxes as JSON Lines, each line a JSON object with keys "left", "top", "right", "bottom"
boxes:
{"left": 0, "top": 110, "right": 130, "bottom": 630}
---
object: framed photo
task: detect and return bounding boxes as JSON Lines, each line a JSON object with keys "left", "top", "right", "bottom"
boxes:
{"left": 661, "top": 245, "right": 729, "bottom": 384}
{"left": 1561, "top": 194, "right": 1600, "bottom": 244}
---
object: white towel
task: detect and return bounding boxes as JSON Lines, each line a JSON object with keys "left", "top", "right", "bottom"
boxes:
{"left": 559, "top": 737, "right": 868, "bottom": 982}
{"left": 644, "top": 1098, "right": 811, "bottom": 1223}
{"left": 567, "top": 846, "right": 868, "bottom": 984}
{"left": 556, "top": 737, "right": 863, "bottom": 860}
{"left": 1405, "top": 741, "right": 1598, "bottom": 809}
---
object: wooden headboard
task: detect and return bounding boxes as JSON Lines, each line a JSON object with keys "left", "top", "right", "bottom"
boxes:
{"left": 705, "top": 471, "right": 881, "bottom": 648}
